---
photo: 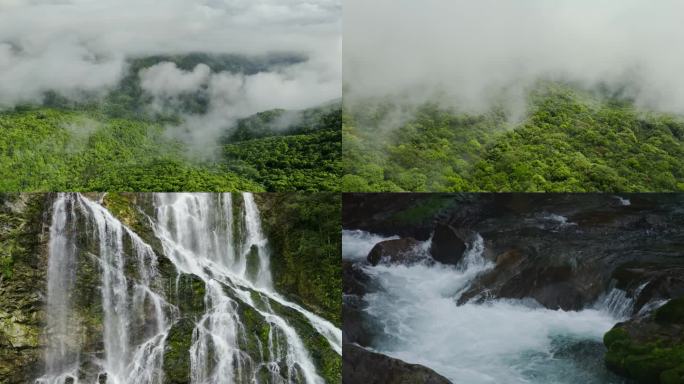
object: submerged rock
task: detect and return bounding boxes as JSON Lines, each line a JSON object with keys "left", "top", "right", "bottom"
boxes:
{"left": 367, "top": 238, "right": 422, "bottom": 266}
{"left": 604, "top": 297, "right": 684, "bottom": 384}
{"left": 342, "top": 343, "right": 452, "bottom": 384}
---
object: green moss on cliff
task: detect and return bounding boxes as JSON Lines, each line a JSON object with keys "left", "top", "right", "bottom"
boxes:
{"left": 256, "top": 193, "right": 341, "bottom": 326}
{"left": 163, "top": 318, "right": 195, "bottom": 384}
{"left": 237, "top": 302, "right": 271, "bottom": 362}
{"left": 389, "top": 195, "right": 456, "bottom": 226}
{"left": 0, "top": 194, "right": 49, "bottom": 384}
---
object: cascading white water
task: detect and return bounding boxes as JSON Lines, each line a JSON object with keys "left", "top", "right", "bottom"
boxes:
{"left": 342, "top": 230, "right": 400, "bottom": 261}
{"left": 77, "top": 196, "right": 174, "bottom": 384}
{"left": 38, "top": 193, "right": 175, "bottom": 384}
{"left": 349, "top": 230, "right": 627, "bottom": 384}
{"left": 242, "top": 193, "right": 272, "bottom": 289}
{"left": 190, "top": 280, "right": 245, "bottom": 384}
{"left": 596, "top": 289, "right": 635, "bottom": 320}
{"left": 38, "top": 192, "right": 339, "bottom": 384}
{"left": 153, "top": 192, "right": 338, "bottom": 384}
{"left": 38, "top": 194, "right": 81, "bottom": 384}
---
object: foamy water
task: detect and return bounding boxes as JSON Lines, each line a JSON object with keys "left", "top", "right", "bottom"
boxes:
{"left": 346, "top": 230, "right": 628, "bottom": 384}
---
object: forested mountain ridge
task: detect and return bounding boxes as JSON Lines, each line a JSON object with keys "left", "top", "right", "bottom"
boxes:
{"left": 0, "top": 54, "right": 341, "bottom": 192}
{"left": 343, "top": 83, "right": 684, "bottom": 192}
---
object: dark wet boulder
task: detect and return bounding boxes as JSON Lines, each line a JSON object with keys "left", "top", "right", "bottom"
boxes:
{"left": 343, "top": 194, "right": 457, "bottom": 241}
{"left": 604, "top": 297, "right": 684, "bottom": 384}
{"left": 367, "top": 238, "right": 422, "bottom": 266}
{"left": 429, "top": 224, "right": 466, "bottom": 265}
{"left": 458, "top": 248, "right": 604, "bottom": 311}
{"left": 656, "top": 297, "right": 684, "bottom": 325}
{"left": 343, "top": 261, "right": 371, "bottom": 296}
{"left": 612, "top": 263, "right": 684, "bottom": 314}
{"left": 343, "top": 343, "right": 452, "bottom": 384}
{"left": 343, "top": 296, "right": 373, "bottom": 346}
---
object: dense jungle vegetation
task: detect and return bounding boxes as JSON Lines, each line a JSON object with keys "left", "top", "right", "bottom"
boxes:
{"left": 343, "top": 83, "right": 684, "bottom": 192}
{"left": 0, "top": 54, "right": 341, "bottom": 192}
{"left": 258, "top": 193, "right": 342, "bottom": 326}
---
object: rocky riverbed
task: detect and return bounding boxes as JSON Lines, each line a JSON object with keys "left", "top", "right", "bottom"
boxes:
{"left": 343, "top": 194, "right": 684, "bottom": 384}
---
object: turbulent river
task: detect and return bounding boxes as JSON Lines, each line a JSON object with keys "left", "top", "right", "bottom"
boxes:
{"left": 343, "top": 229, "right": 632, "bottom": 384}
{"left": 36, "top": 193, "right": 341, "bottom": 384}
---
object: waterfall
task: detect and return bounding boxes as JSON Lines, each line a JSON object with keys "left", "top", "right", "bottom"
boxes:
{"left": 37, "top": 193, "right": 339, "bottom": 384}
{"left": 242, "top": 193, "right": 272, "bottom": 289}
{"left": 38, "top": 193, "right": 175, "bottom": 384}
{"left": 78, "top": 196, "right": 173, "bottom": 384}
{"left": 39, "top": 194, "right": 80, "bottom": 384}
{"left": 596, "top": 289, "right": 635, "bottom": 319}
{"left": 152, "top": 192, "right": 335, "bottom": 384}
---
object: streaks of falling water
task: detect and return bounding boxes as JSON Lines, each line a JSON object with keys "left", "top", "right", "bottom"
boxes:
{"left": 153, "top": 192, "right": 330, "bottom": 384}
{"left": 596, "top": 288, "right": 635, "bottom": 320}
{"left": 37, "top": 194, "right": 80, "bottom": 384}
{"left": 190, "top": 280, "right": 245, "bottom": 384}
{"left": 242, "top": 193, "right": 272, "bottom": 289}
{"left": 38, "top": 193, "right": 175, "bottom": 384}
{"left": 39, "top": 193, "right": 339, "bottom": 384}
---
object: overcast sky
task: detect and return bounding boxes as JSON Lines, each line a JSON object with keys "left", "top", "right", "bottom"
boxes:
{"left": 0, "top": 0, "right": 341, "bottom": 109}
{"left": 344, "top": 0, "right": 684, "bottom": 114}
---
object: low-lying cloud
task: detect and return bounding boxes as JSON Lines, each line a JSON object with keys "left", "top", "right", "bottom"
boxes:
{"left": 144, "top": 56, "right": 341, "bottom": 153}
{"left": 344, "top": 0, "right": 684, "bottom": 115}
{"left": 0, "top": 0, "right": 341, "bottom": 113}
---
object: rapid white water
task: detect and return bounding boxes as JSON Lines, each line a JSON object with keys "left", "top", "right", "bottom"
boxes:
{"left": 342, "top": 230, "right": 399, "bottom": 261}
{"left": 348, "top": 229, "right": 627, "bottom": 384}
{"left": 38, "top": 193, "right": 340, "bottom": 384}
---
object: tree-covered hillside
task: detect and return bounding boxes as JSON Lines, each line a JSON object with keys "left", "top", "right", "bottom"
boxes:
{"left": 0, "top": 54, "right": 341, "bottom": 192}
{"left": 257, "top": 193, "right": 342, "bottom": 326}
{"left": 343, "top": 84, "right": 684, "bottom": 192}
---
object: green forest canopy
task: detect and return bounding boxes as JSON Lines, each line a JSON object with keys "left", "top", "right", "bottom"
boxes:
{"left": 343, "top": 83, "right": 684, "bottom": 192}
{"left": 0, "top": 54, "right": 341, "bottom": 192}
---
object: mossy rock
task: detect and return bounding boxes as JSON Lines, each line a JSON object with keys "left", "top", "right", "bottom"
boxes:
{"left": 172, "top": 274, "right": 206, "bottom": 315}
{"left": 661, "top": 365, "right": 684, "bottom": 384}
{"left": 604, "top": 314, "right": 684, "bottom": 384}
{"left": 656, "top": 297, "right": 684, "bottom": 325}
{"left": 245, "top": 244, "right": 260, "bottom": 283}
{"left": 101, "top": 193, "right": 164, "bottom": 255}
{"left": 162, "top": 318, "right": 196, "bottom": 384}
{"left": 0, "top": 194, "right": 49, "bottom": 384}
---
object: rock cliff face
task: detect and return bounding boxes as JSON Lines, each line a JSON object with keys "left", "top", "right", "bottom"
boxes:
{"left": 0, "top": 194, "right": 50, "bottom": 384}
{"left": 342, "top": 193, "right": 684, "bottom": 384}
